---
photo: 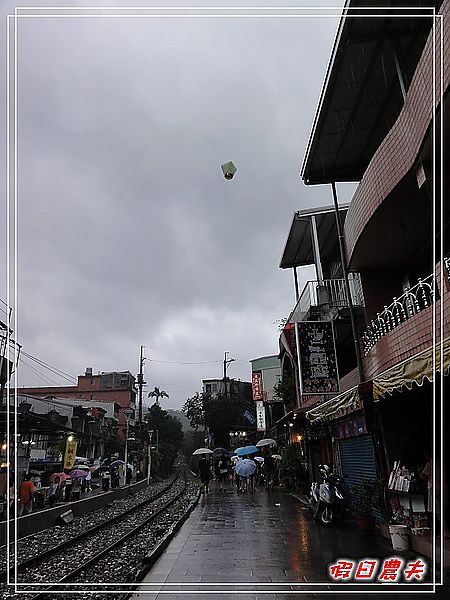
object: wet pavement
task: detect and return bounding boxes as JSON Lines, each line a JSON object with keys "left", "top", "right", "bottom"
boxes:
{"left": 131, "top": 482, "right": 448, "bottom": 599}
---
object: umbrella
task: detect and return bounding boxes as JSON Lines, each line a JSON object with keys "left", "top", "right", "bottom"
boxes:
{"left": 235, "top": 445, "right": 259, "bottom": 456}
{"left": 256, "top": 438, "right": 276, "bottom": 448}
{"left": 212, "top": 447, "right": 228, "bottom": 455}
{"left": 50, "top": 472, "right": 70, "bottom": 482}
{"left": 235, "top": 458, "right": 256, "bottom": 477}
{"left": 230, "top": 455, "right": 240, "bottom": 463}
{"left": 110, "top": 460, "right": 125, "bottom": 468}
{"left": 192, "top": 448, "right": 213, "bottom": 456}
{"left": 28, "top": 469, "right": 41, "bottom": 476}
{"left": 254, "top": 456, "right": 264, "bottom": 463}
{"left": 74, "top": 464, "right": 91, "bottom": 471}
{"left": 272, "top": 454, "right": 282, "bottom": 460}
{"left": 69, "top": 469, "right": 89, "bottom": 479}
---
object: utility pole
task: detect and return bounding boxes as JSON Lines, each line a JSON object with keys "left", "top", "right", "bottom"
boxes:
{"left": 223, "top": 351, "right": 235, "bottom": 399}
{"left": 137, "top": 345, "right": 146, "bottom": 423}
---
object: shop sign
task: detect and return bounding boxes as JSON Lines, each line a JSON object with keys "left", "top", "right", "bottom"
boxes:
{"left": 298, "top": 322, "right": 339, "bottom": 393}
{"left": 252, "top": 371, "right": 263, "bottom": 400}
{"left": 63, "top": 439, "right": 78, "bottom": 470}
{"left": 256, "top": 401, "right": 266, "bottom": 432}
{"left": 335, "top": 416, "right": 367, "bottom": 440}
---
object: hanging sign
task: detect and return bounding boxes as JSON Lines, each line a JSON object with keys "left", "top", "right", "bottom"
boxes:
{"left": 252, "top": 371, "right": 263, "bottom": 400}
{"left": 256, "top": 401, "right": 266, "bottom": 432}
{"left": 298, "top": 322, "right": 339, "bottom": 393}
{"left": 63, "top": 439, "right": 78, "bottom": 470}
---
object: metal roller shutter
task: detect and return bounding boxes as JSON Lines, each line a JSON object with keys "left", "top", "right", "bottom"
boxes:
{"left": 339, "top": 434, "right": 377, "bottom": 486}
{"left": 339, "top": 434, "right": 381, "bottom": 522}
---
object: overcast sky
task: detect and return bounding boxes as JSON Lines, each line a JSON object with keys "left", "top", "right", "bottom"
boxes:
{"left": 1, "top": 1, "right": 354, "bottom": 410}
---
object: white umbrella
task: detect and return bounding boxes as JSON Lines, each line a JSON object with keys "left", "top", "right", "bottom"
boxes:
{"left": 272, "top": 454, "right": 282, "bottom": 460}
{"left": 254, "top": 456, "right": 264, "bottom": 463}
{"left": 192, "top": 447, "right": 213, "bottom": 456}
{"left": 256, "top": 438, "right": 276, "bottom": 448}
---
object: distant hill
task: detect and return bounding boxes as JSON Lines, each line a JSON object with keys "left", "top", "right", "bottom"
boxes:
{"left": 167, "top": 409, "right": 193, "bottom": 432}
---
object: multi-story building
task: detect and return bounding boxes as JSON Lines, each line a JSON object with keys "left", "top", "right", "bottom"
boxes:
{"left": 250, "top": 355, "right": 283, "bottom": 432}
{"left": 278, "top": 0, "right": 449, "bottom": 547}
{"left": 19, "top": 368, "right": 136, "bottom": 437}
{"left": 202, "top": 378, "right": 252, "bottom": 403}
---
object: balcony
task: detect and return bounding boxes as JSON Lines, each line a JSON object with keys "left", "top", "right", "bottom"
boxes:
{"left": 362, "top": 273, "right": 434, "bottom": 355}
{"left": 290, "top": 274, "right": 365, "bottom": 323}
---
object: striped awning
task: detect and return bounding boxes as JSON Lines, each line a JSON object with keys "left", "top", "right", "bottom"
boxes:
{"left": 305, "top": 386, "right": 361, "bottom": 423}
{"left": 373, "top": 337, "right": 450, "bottom": 400}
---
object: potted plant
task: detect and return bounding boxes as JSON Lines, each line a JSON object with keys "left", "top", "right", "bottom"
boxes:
{"left": 349, "top": 479, "right": 381, "bottom": 535}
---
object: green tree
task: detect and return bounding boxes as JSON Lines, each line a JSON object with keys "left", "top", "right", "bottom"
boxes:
{"left": 148, "top": 386, "right": 169, "bottom": 407}
{"left": 274, "top": 374, "right": 296, "bottom": 411}
{"left": 144, "top": 404, "right": 183, "bottom": 476}
{"left": 182, "top": 392, "right": 205, "bottom": 430}
{"left": 182, "top": 391, "right": 243, "bottom": 449}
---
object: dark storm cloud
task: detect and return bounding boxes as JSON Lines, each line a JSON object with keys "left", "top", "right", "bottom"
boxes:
{"left": 2, "top": 1, "right": 347, "bottom": 404}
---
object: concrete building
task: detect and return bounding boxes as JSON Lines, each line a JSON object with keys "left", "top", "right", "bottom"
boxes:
{"left": 19, "top": 368, "right": 136, "bottom": 438}
{"left": 202, "top": 378, "right": 252, "bottom": 403}
{"left": 277, "top": 0, "right": 449, "bottom": 548}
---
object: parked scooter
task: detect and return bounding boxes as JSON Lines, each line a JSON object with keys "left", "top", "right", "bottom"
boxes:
{"left": 308, "top": 464, "right": 346, "bottom": 526}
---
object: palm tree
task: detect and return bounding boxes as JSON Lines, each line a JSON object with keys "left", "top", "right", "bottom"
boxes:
{"left": 148, "top": 386, "right": 169, "bottom": 407}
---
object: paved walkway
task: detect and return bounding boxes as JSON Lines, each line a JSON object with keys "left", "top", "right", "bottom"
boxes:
{"left": 131, "top": 483, "right": 444, "bottom": 599}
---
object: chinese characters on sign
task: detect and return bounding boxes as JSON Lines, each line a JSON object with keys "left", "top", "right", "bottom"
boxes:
{"left": 255, "top": 401, "right": 266, "bottom": 432}
{"left": 298, "top": 322, "right": 338, "bottom": 393}
{"left": 63, "top": 439, "right": 78, "bottom": 470}
{"left": 328, "top": 558, "right": 426, "bottom": 582}
{"left": 252, "top": 371, "right": 263, "bottom": 400}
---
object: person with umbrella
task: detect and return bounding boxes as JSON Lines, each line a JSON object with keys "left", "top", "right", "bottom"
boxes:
{"left": 47, "top": 475, "right": 61, "bottom": 507}
{"left": 234, "top": 458, "right": 256, "bottom": 494}
{"left": 218, "top": 454, "right": 229, "bottom": 492}
{"left": 198, "top": 456, "right": 210, "bottom": 494}
{"left": 100, "top": 468, "right": 110, "bottom": 493}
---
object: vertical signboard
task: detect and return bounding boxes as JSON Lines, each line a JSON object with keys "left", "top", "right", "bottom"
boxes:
{"left": 63, "top": 439, "right": 78, "bottom": 470}
{"left": 297, "top": 322, "right": 339, "bottom": 393}
{"left": 252, "top": 371, "right": 263, "bottom": 400}
{"left": 256, "top": 400, "right": 266, "bottom": 432}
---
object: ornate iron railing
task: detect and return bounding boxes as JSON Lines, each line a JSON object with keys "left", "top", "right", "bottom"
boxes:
{"left": 444, "top": 256, "right": 450, "bottom": 282}
{"left": 362, "top": 273, "right": 434, "bottom": 355}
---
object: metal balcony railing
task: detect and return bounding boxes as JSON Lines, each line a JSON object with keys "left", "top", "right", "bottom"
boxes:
{"left": 362, "top": 273, "right": 434, "bottom": 355}
{"left": 444, "top": 257, "right": 450, "bottom": 282}
{"left": 290, "top": 274, "right": 365, "bottom": 323}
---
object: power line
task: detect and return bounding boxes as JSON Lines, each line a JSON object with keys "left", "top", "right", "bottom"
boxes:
{"left": 19, "top": 357, "right": 65, "bottom": 387}
{"left": 20, "top": 351, "right": 76, "bottom": 383}
{"left": 148, "top": 359, "right": 222, "bottom": 365}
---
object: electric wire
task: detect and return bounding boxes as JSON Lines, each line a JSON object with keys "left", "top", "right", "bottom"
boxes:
{"left": 20, "top": 351, "right": 76, "bottom": 383}
{"left": 19, "top": 356, "right": 65, "bottom": 387}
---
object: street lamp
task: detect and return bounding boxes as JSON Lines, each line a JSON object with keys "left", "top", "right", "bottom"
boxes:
{"left": 223, "top": 351, "right": 235, "bottom": 398}
{"left": 122, "top": 409, "right": 133, "bottom": 486}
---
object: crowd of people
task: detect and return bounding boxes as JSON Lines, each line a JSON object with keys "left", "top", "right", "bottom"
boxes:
{"left": 0, "top": 461, "right": 137, "bottom": 520}
{"left": 197, "top": 448, "right": 280, "bottom": 495}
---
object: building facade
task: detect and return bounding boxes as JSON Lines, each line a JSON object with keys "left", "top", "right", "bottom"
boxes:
{"left": 19, "top": 367, "right": 137, "bottom": 437}
{"left": 277, "top": 0, "right": 449, "bottom": 543}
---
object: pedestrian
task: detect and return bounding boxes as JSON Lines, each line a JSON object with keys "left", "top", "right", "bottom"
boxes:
{"left": 111, "top": 468, "right": 120, "bottom": 489}
{"left": 64, "top": 478, "right": 72, "bottom": 502}
{"left": 18, "top": 473, "right": 35, "bottom": 516}
{"left": 218, "top": 454, "right": 229, "bottom": 491}
{"left": 85, "top": 469, "right": 92, "bottom": 493}
{"left": 198, "top": 456, "right": 210, "bottom": 494}
{"left": 71, "top": 477, "right": 81, "bottom": 501}
{"left": 47, "top": 476, "right": 60, "bottom": 507}
{"left": 264, "top": 450, "right": 275, "bottom": 491}
{"left": 101, "top": 470, "right": 110, "bottom": 492}
{"left": 126, "top": 466, "right": 132, "bottom": 486}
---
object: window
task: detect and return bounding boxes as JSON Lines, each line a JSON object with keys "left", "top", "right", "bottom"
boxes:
{"left": 211, "top": 384, "right": 217, "bottom": 392}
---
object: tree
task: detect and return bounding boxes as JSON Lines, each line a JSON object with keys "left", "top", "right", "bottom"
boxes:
{"left": 182, "top": 392, "right": 205, "bottom": 431}
{"left": 144, "top": 404, "right": 183, "bottom": 476}
{"left": 148, "top": 386, "right": 169, "bottom": 407}
{"left": 274, "top": 374, "right": 296, "bottom": 411}
{"left": 182, "top": 391, "right": 243, "bottom": 449}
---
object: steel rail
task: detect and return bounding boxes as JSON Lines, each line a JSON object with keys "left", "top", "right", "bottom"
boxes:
{"left": 2, "top": 470, "right": 180, "bottom": 582}
{"left": 25, "top": 472, "right": 188, "bottom": 598}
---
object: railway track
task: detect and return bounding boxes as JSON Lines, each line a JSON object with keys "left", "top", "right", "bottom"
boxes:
{"left": 2, "top": 470, "right": 191, "bottom": 597}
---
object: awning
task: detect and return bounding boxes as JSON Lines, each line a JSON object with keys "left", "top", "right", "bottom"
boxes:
{"left": 373, "top": 337, "right": 450, "bottom": 400}
{"left": 306, "top": 386, "right": 361, "bottom": 423}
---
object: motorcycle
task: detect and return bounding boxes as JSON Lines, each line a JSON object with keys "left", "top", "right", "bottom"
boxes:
{"left": 308, "top": 464, "right": 346, "bottom": 526}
